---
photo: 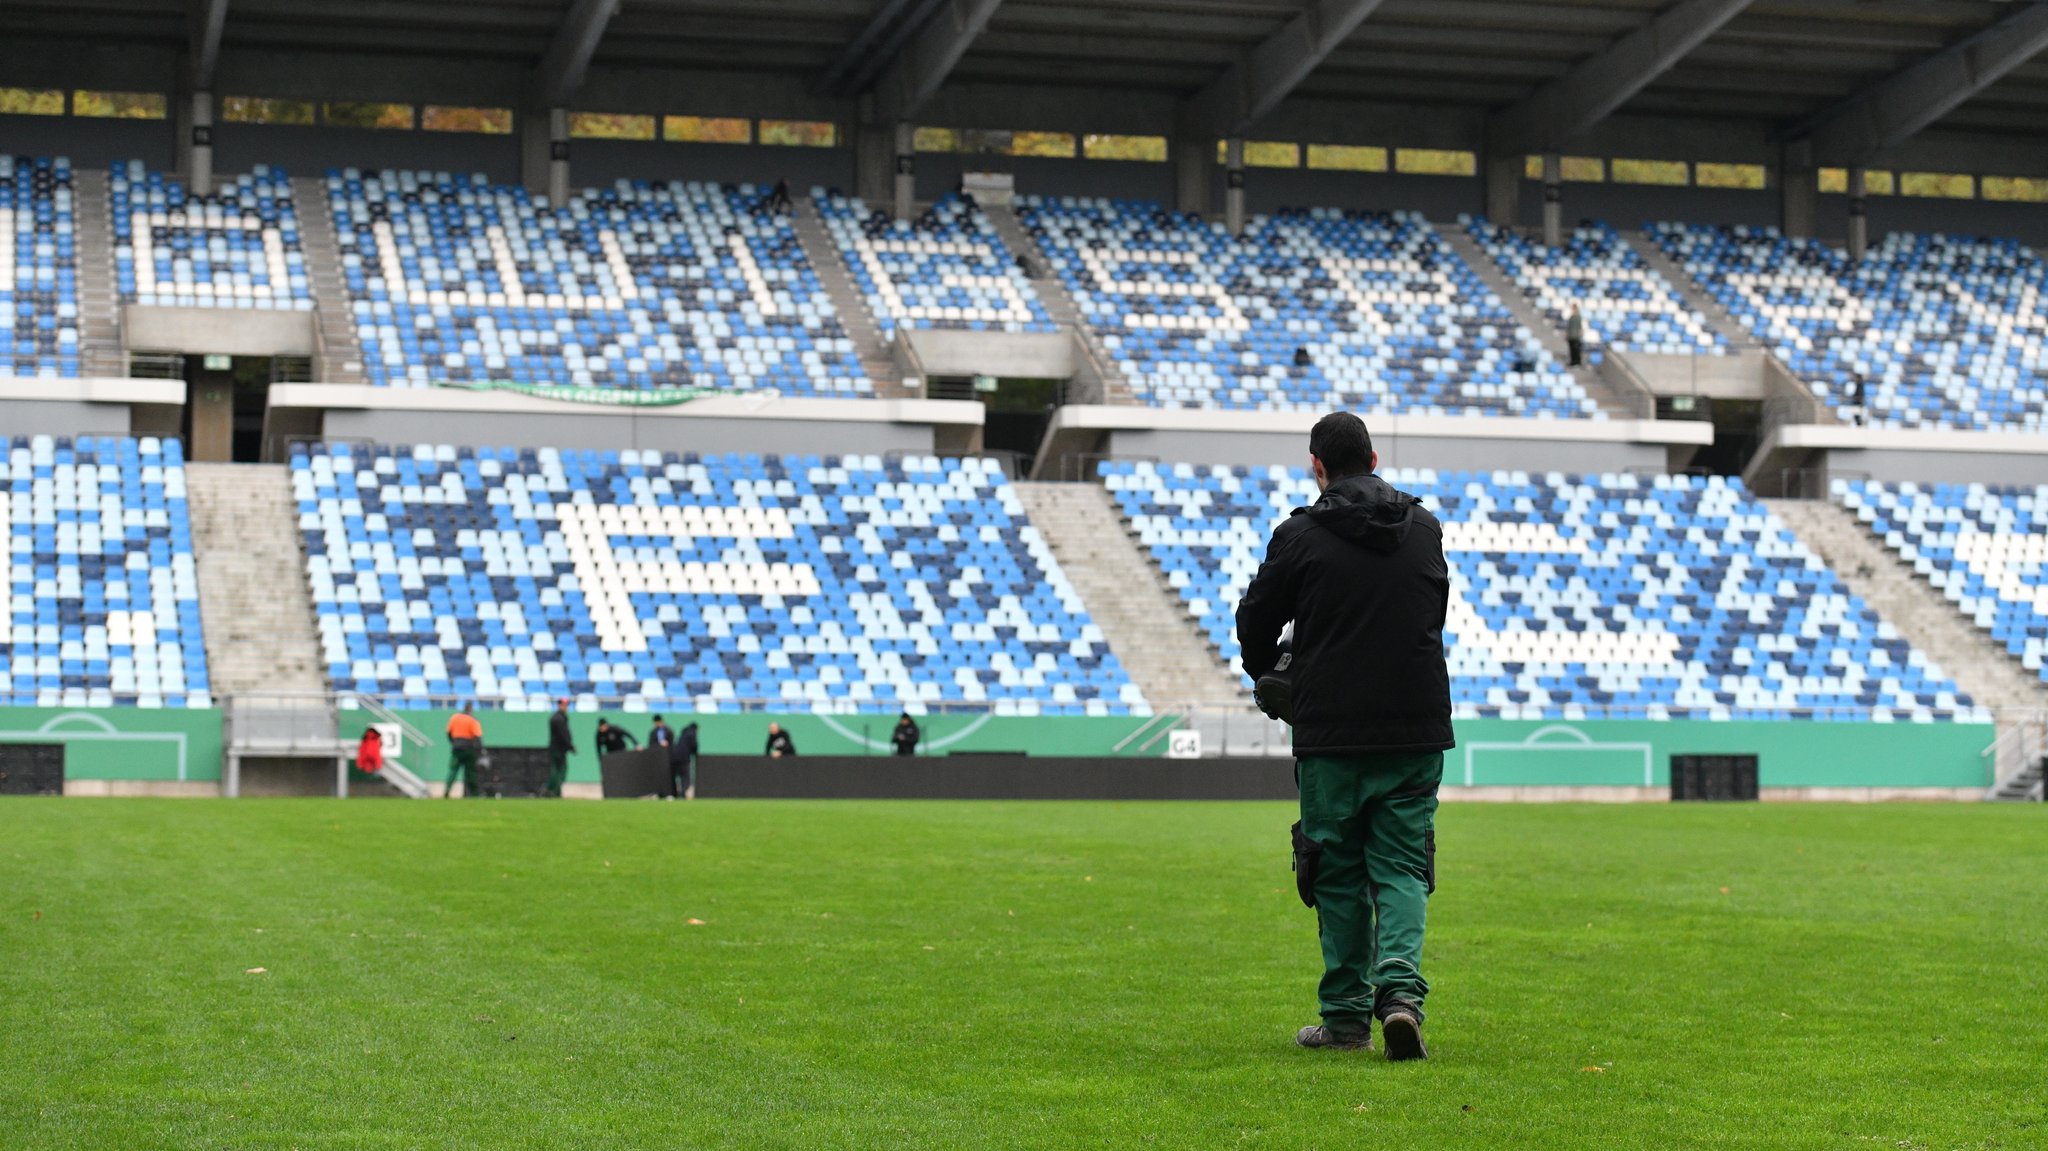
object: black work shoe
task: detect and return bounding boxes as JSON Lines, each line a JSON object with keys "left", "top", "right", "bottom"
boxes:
{"left": 1295, "top": 1023, "right": 1372, "bottom": 1051}
{"left": 1377, "top": 1002, "right": 1428, "bottom": 1061}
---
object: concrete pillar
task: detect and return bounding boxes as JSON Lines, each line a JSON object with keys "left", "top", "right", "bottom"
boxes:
{"left": 1541, "top": 153, "right": 1562, "bottom": 248}
{"left": 520, "top": 107, "right": 570, "bottom": 204}
{"left": 1483, "top": 150, "right": 1521, "bottom": 226}
{"left": 855, "top": 118, "right": 892, "bottom": 205}
{"left": 1173, "top": 134, "right": 1212, "bottom": 216}
{"left": 1224, "top": 138, "right": 1246, "bottom": 237}
{"left": 1779, "top": 142, "right": 1817, "bottom": 239}
{"left": 892, "top": 121, "right": 915, "bottom": 222}
{"left": 185, "top": 91, "right": 215, "bottom": 196}
{"left": 1846, "top": 167, "right": 1868, "bottom": 262}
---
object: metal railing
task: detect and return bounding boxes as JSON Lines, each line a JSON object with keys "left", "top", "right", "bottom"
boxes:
{"left": 1982, "top": 712, "right": 2047, "bottom": 796}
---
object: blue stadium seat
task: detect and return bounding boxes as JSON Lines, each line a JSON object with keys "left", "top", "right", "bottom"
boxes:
{"left": 1103, "top": 460, "right": 1979, "bottom": 722}
{"left": 110, "top": 161, "right": 311, "bottom": 311}
{"left": 325, "top": 171, "right": 869, "bottom": 396}
{"left": 290, "top": 443, "right": 1144, "bottom": 715}
{"left": 0, "top": 435, "right": 210, "bottom": 707}
{"left": 1019, "top": 196, "right": 1594, "bottom": 417}
{"left": 1837, "top": 479, "right": 2048, "bottom": 685}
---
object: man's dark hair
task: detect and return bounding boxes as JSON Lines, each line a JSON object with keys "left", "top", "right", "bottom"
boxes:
{"left": 1309, "top": 411, "right": 1373, "bottom": 479}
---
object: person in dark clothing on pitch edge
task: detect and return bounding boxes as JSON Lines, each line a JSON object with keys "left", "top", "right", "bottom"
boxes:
{"left": 546, "top": 699, "right": 577, "bottom": 797}
{"left": 670, "top": 721, "right": 699, "bottom": 800}
{"left": 1236, "top": 411, "right": 1453, "bottom": 1061}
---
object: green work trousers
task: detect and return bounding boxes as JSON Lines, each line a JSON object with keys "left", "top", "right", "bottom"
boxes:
{"left": 546, "top": 749, "right": 569, "bottom": 797}
{"left": 1297, "top": 750, "right": 1441, "bottom": 1029}
{"left": 446, "top": 744, "right": 480, "bottom": 798}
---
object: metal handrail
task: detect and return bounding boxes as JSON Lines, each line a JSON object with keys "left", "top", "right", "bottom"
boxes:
{"left": 1111, "top": 710, "right": 1180, "bottom": 753}
{"left": 1983, "top": 712, "right": 2048, "bottom": 794}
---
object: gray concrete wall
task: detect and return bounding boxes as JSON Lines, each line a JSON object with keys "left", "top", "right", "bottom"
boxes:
{"left": 1246, "top": 169, "right": 1485, "bottom": 221}
{"left": 575, "top": 140, "right": 855, "bottom": 194}
{"left": 0, "top": 399, "right": 137, "bottom": 438}
{"left": 1106, "top": 428, "right": 1671, "bottom": 474}
{"left": 0, "top": 113, "right": 173, "bottom": 170}
{"left": 125, "top": 306, "right": 316, "bottom": 356}
{"left": 1827, "top": 447, "right": 2048, "bottom": 487}
{"left": 916, "top": 154, "right": 1178, "bottom": 206}
{"left": 323, "top": 408, "right": 938, "bottom": 457}
{"left": 214, "top": 124, "right": 522, "bottom": 183}
{"left": 904, "top": 329, "right": 1073, "bottom": 379}
{"left": 1521, "top": 182, "right": 1782, "bottom": 231}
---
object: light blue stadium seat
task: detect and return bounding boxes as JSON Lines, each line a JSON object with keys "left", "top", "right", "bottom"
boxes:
{"left": 1, "top": 434, "right": 210, "bottom": 707}
{"left": 1018, "top": 196, "right": 1595, "bottom": 418}
{"left": 110, "top": 161, "right": 312, "bottom": 311}
{"left": 1836, "top": 479, "right": 2048, "bottom": 685}
{"left": 1650, "top": 223, "right": 2048, "bottom": 432}
{"left": 1104, "top": 460, "right": 1980, "bottom": 723}
{"left": 290, "top": 443, "right": 1144, "bottom": 715}
{"left": 326, "top": 171, "right": 869, "bottom": 396}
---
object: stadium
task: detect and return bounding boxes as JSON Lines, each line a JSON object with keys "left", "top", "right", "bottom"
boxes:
{"left": 3, "top": 0, "right": 2047, "bottom": 1144}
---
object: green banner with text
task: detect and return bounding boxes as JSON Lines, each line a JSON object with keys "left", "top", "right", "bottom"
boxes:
{"left": 435, "top": 380, "right": 711, "bottom": 406}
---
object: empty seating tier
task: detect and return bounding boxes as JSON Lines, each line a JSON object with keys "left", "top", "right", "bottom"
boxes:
{"left": 111, "top": 162, "right": 311, "bottom": 310}
{"left": 1020, "top": 197, "right": 1593, "bottom": 417}
{"left": 292, "top": 444, "right": 1144, "bottom": 714}
{"left": 1651, "top": 223, "right": 2048, "bottom": 432}
{"left": 814, "top": 191, "right": 1052, "bottom": 336}
{"left": 1, "top": 436, "right": 210, "bottom": 707}
{"left": 0, "top": 156, "right": 78, "bottom": 378}
{"left": 1836, "top": 480, "right": 2048, "bottom": 685}
{"left": 327, "top": 171, "right": 867, "bottom": 395}
{"left": 1464, "top": 217, "right": 1724, "bottom": 359}
{"left": 1104, "top": 461, "right": 1978, "bottom": 722}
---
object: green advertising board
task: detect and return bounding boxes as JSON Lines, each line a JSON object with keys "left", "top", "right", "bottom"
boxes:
{"left": 345, "top": 709, "right": 1172, "bottom": 786}
{"left": 0, "top": 706, "right": 2001, "bottom": 792}
{"left": 0, "top": 706, "right": 224, "bottom": 782}
{"left": 1447, "top": 718, "right": 1996, "bottom": 790}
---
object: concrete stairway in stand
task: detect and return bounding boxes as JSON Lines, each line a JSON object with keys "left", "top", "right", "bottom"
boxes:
{"left": 985, "top": 204, "right": 1135, "bottom": 405}
{"left": 1438, "top": 226, "right": 1633, "bottom": 418}
{"left": 186, "top": 463, "right": 328, "bottom": 697}
{"left": 1012, "top": 481, "right": 1249, "bottom": 710}
{"left": 71, "top": 169, "right": 126, "bottom": 377}
{"left": 788, "top": 200, "right": 907, "bottom": 396}
{"left": 1766, "top": 497, "right": 2048, "bottom": 792}
{"left": 290, "top": 177, "right": 366, "bottom": 384}
{"left": 1624, "top": 231, "right": 1763, "bottom": 352}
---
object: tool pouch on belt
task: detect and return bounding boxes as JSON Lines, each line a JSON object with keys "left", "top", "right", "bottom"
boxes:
{"left": 1290, "top": 821, "right": 1321, "bottom": 908}
{"left": 1424, "top": 828, "right": 1437, "bottom": 895}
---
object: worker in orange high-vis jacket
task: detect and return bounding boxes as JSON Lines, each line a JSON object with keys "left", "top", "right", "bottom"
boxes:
{"left": 444, "top": 704, "right": 484, "bottom": 799}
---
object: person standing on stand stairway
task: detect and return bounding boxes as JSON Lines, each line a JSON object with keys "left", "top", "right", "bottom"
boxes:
{"left": 545, "top": 699, "right": 576, "bottom": 798}
{"left": 444, "top": 704, "right": 483, "bottom": 799}
{"left": 1565, "top": 303, "right": 1586, "bottom": 367}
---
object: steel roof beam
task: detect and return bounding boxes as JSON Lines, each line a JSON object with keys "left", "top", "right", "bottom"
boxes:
{"left": 1782, "top": 0, "right": 2048, "bottom": 166}
{"left": 1179, "top": 0, "right": 1389, "bottom": 138}
{"left": 189, "top": 0, "right": 229, "bottom": 90}
{"left": 870, "top": 0, "right": 1004, "bottom": 124}
{"left": 1489, "top": 0, "right": 1756, "bottom": 154}
{"left": 532, "top": 0, "right": 620, "bottom": 108}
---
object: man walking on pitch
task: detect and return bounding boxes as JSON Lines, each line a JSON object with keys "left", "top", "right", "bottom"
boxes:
{"left": 671, "top": 721, "right": 699, "bottom": 800}
{"left": 545, "top": 699, "right": 576, "bottom": 798}
{"left": 444, "top": 704, "right": 484, "bottom": 799}
{"left": 1237, "top": 411, "right": 1452, "bottom": 1061}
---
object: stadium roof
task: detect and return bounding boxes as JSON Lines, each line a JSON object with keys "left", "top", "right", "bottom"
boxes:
{"left": 4, "top": 0, "right": 2048, "bottom": 169}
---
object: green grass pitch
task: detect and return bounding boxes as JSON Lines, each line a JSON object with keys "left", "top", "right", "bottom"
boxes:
{"left": 2, "top": 798, "right": 2044, "bottom": 1149}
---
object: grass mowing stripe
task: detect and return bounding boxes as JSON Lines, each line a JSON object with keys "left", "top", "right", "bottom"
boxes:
{"left": 0, "top": 800, "right": 2043, "bottom": 1149}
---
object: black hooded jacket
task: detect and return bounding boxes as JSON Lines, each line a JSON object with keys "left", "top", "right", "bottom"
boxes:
{"left": 1235, "top": 472, "right": 1453, "bottom": 755}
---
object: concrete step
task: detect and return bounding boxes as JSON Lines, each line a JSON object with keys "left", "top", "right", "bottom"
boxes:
{"left": 1765, "top": 498, "right": 2048, "bottom": 726}
{"left": 1012, "top": 480, "right": 1248, "bottom": 711}
{"left": 1623, "top": 230, "right": 1762, "bottom": 352}
{"left": 186, "top": 462, "right": 329, "bottom": 698}
{"left": 71, "top": 169, "right": 126, "bottom": 376}
{"left": 290, "top": 177, "right": 367, "bottom": 384}
{"left": 787, "top": 200, "right": 905, "bottom": 396}
{"left": 984, "top": 204, "right": 1135, "bottom": 405}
